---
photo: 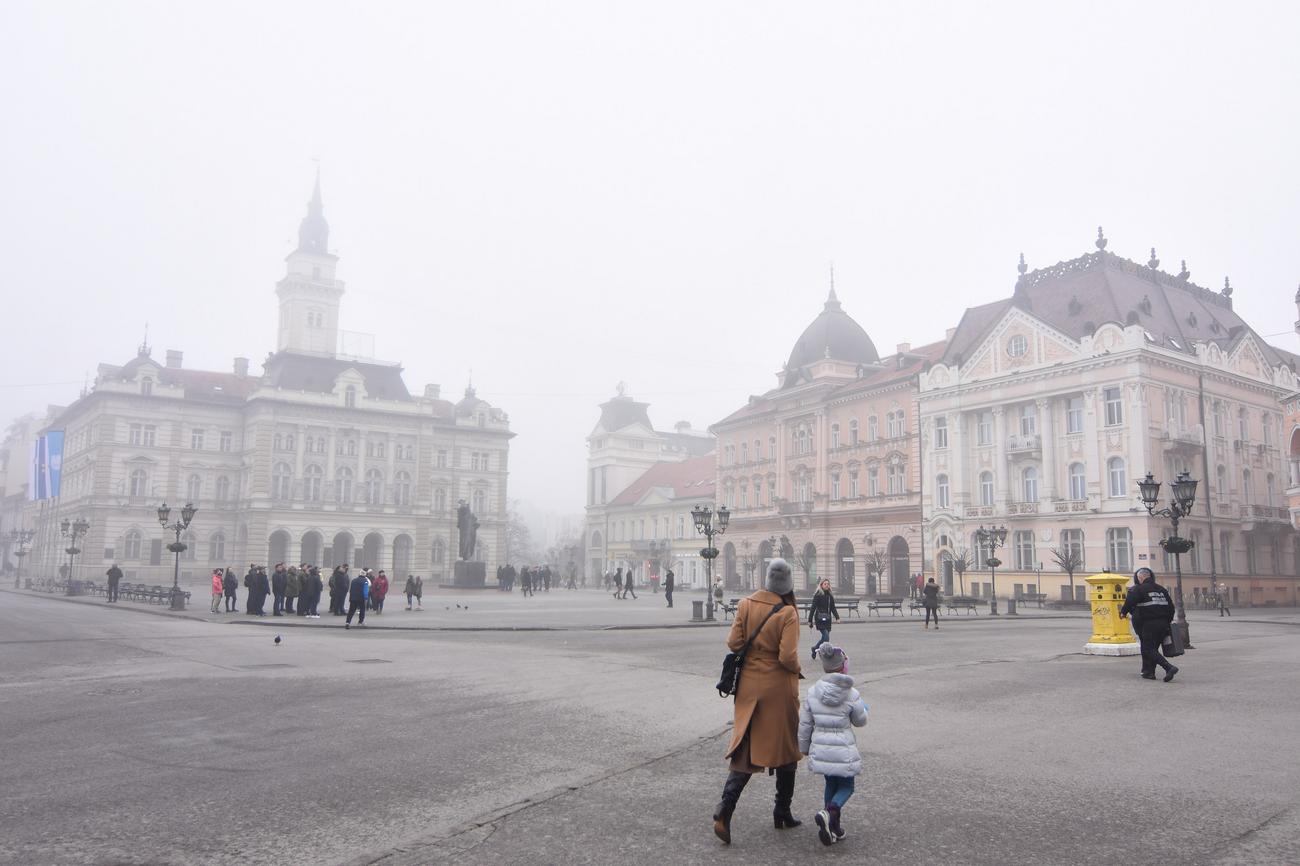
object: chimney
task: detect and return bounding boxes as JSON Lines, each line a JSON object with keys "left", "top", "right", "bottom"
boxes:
{"left": 945, "top": 328, "right": 956, "bottom": 341}
{"left": 165, "top": 350, "right": 183, "bottom": 369}
{"left": 675, "top": 420, "right": 691, "bottom": 433}
{"left": 424, "top": 384, "right": 441, "bottom": 399}
{"left": 233, "top": 357, "right": 250, "bottom": 377}
{"left": 896, "top": 342, "right": 912, "bottom": 355}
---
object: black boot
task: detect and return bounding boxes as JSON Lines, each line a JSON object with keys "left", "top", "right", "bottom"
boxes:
{"left": 713, "top": 771, "right": 750, "bottom": 844}
{"left": 773, "top": 764, "right": 802, "bottom": 828}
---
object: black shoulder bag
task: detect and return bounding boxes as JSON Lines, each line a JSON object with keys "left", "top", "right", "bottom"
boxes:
{"left": 716, "top": 602, "right": 785, "bottom": 698}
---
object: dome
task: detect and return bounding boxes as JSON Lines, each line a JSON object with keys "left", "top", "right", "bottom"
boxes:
{"left": 783, "top": 289, "right": 879, "bottom": 378}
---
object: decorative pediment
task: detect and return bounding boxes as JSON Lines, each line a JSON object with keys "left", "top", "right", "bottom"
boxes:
{"left": 1227, "top": 336, "right": 1270, "bottom": 382}
{"left": 957, "top": 308, "right": 1082, "bottom": 383}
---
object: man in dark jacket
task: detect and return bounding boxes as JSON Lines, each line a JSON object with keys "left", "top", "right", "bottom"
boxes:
{"left": 328, "top": 566, "right": 347, "bottom": 615}
{"left": 345, "top": 570, "right": 369, "bottom": 628}
{"left": 663, "top": 568, "right": 675, "bottom": 608}
{"left": 223, "top": 568, "right": 237, "bottom": 612}
{"left": 612, "top": 567, "right": 623, "bottom": 598}
{"left": 255, "top": 566, "right": 271, "bottom": 616}
{"left": 105, "top": 563, "right": 123, "bottom": 603}
{"left": 271, "top": 564, "right": 288, "bottom": 616}
{"left": 244, "top": 565, "right": 258, "bottom": 614}
{"left": 1120, "top": 567, "right": 1179, "bottom": 682}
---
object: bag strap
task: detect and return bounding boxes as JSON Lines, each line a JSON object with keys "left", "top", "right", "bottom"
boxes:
{"left": 739, "top": 601, "right": 785, "bottom": 657}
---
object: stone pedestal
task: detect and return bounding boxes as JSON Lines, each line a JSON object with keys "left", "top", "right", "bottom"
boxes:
{"left": 453, "top": 560, "right": 486, "bottom": 588}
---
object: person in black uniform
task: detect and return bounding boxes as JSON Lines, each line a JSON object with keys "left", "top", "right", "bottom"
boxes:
{"left": 105, "top": 563, "right": 123, "bottom": 603}
{"left": 1123, "top": 572, "right": 1146, "bottom": 674}
{"left": 1120, "top": 567, "right": 1179, "bottom": 682}
{"left": 663, "top": 568, "right": 675, "bottom": 608}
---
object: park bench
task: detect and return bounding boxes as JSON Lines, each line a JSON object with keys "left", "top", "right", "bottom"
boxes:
{"left": 867, "top": 596, "right": 905, "bottom": 616}
{"left": 945, "top": 596, "right": 982, "bottom": 615}
{"left": 721, "top": 598, "right": 741, "bottom": 620}
{"left": 1016, "top": 592, "right": 1047, "bottom": 608}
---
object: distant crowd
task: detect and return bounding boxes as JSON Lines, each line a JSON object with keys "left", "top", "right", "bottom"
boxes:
{"left": 209, "top": 563, "right": 426, "bottom": 623}
{"left": 495, "top": 564, "right": 578, "bottom": 594}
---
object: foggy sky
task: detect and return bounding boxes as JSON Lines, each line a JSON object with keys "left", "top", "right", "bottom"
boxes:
{"left": 2, "top": 2, "right": 1298, "bottom": 519}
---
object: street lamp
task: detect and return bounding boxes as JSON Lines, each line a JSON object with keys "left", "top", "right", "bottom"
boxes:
{"left": 158, "top": 501, "right": 197, "bottom": 611}
{"left": 60, "top": 517, "right": 90, "bottom": 594}
{"left": 976, "top": 524, "right": 1008, "bottom": 615}
{"left": 1137, "top": 471, "right": 1197, "bottom": 649}
{"left": 692, "top": 504, "right": 730, "bottom": 622}
{"left": 9, "top": 528, "right": 35, "bottom": 589}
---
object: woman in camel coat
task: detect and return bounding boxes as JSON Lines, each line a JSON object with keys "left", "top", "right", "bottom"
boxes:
{"left": 712, "top": 558, "right": 803, "bottom": 844}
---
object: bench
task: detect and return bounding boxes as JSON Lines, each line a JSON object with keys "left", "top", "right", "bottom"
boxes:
{"left": 945, "top": 596, "right": 982, "bottom": 615}
{"left": 1015, "top": 592, "right": 1047, "bottom": 608}
{"left": 867, "top": 596, "right": 905, "bottom": 616}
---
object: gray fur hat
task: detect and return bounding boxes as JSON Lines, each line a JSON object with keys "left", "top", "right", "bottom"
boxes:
{"left": 819, "top": 644, "right": 848, "bottom": 673}
{"left": 766, "top": 558, "right": 793, "bottom": 596}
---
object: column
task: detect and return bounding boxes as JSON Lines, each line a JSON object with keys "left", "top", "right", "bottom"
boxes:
{"left": 992, "top": 406, "right": 1008, "bottom": 508}
{"left": 1038, "top": 399, "right": 1056, "bottom": 501}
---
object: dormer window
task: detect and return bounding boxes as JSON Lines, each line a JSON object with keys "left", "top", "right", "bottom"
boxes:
{"left": 344, "top": 385, "right": 357, "bottom": 408}
{"left": 141, "top": 377, "right": 153, "bottom": 396}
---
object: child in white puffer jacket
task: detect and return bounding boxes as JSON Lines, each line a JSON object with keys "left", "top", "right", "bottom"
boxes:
{"left": 797, "top": 644, "right": 868, "bottom": 846}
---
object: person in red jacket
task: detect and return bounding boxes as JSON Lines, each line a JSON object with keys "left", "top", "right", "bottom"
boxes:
{"left": 210, "top": 569, "right": 224, "bottom": 613}
{"left": 373, "top": 570, "right": 389, "bottom": 614}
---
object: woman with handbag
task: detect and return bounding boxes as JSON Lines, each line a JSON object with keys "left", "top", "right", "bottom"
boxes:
{"left": 713, "top": 558, "right": 804, "bottom": 844}
{"left": 808, "top": 578, "right": 839, "bottom": 657}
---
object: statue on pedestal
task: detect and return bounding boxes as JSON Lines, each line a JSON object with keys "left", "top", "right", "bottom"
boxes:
{"left": 456, "top": 500, "right": 479, "bottom": 562}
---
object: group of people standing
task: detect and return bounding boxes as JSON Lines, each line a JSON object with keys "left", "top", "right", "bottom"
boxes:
{"left": 205, "top": 563, "right": 426, "bottom": 618}
{"left": 496, "top": 564, "right": 577, "bottom": 594}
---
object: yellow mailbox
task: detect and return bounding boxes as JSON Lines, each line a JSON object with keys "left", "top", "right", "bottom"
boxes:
{"left": 1083, "top": 572, "right": 1139, "bottom": 656}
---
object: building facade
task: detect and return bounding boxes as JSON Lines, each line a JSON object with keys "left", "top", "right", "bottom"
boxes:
{"left": 19, "top": 178, "right": 512, "bottom": 591}
{"left": 711, "top": 290, "right": 942, "bottom": 595}
{"left": 920, "top": 237, "right": 1300, "bottom": 606}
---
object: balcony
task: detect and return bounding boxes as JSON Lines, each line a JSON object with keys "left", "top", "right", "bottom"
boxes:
{"left": 778, "top": 500, "right": 814, "bottom": 516}
{"left": 964, "top": 505, "right": 994, "bottom": 519}
{"left": 1240, "top": 504, "right": 1288, "bottom": 524}
{"left": 1008, "top": 501, "right": 1040, "bottom": 515}
{"left": 1162, "top": 421, "right": 1205, "bottom": 450}
{"left": 1053, "top": 499, "right": 1090, "bottom": 513}
{"left": 1005, "top": 434, "right": 1041, "bottom": 456}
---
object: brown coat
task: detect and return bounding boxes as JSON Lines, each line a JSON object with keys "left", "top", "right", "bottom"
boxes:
{"left": 724, "top": 590, "right": 803, "bottom": 769}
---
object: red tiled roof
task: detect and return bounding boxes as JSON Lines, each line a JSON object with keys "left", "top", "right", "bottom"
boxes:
{"left": 609, "top": 454, "right": 717, "bottom": 506}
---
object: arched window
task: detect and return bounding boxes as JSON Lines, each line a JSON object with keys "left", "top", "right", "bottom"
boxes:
{"left": 472, "top": 489, "right": 486, "bottom": 513}
{"left": 344, "top": 386, "right": 357, "bottom": 408}
{"left": 1107, "top": 457, "right": 1126, "bottom": 498}
{"left": 272, "top": 463, "right": 293, "bottom": 500}
{"left": 1266, "top": 473, "right": 1276, "bottom": 507}
{"left": 141, "top": 377, "right": 153, "bottom": 396}
{"left": 209, "top": 531, "right": 226, "bottom": 563}
{"left": 830, "top": 424, "right": 840, "bottom": 450}
{"left": 182, "top": 530, "right": 196, "bottom": 561}
{"left": 934, "top": 416, "right": 948, "bottom": 449}
{"left": 393, "top": 471, "right": 411, "bottom": 506}
{"left": 1238, "top": 408, "right": 1249, "bottom": 441}
{"left": 433, "top": 487, "right": 446, "bottom": 512}
{"left": 979, "top": 471, "right": 994, "bottom": 506}
{"left": 363, "top": 469, "right": 384, "bottom": 505}
{"left": 1068, "top": 463, "right": 1086, "bottom": 501}
{"left": 304, "top": 465, "right": 323, "bottom": 502}
{"left": 215, "top": 475, "right": 231, "bottom": 502}
{"left": 345, "top": 439, "right": 357, "bottom": 456}
{"left": 431, "top": 538, "right": 445, "bottom": 565}
{"left": 886, "top": 462, "right": 905, "bottom": 494}
{"left": 273, "top": 433, "right": 283, "bottom": 451}
{"left": 1242, "top": 469, "right": 1253, "bottom": 504}
{"left": 129, "top": 468, "right": 148, "bottom": 498}
{"left": 335, "top": 467, "right": 354, "bottom": 504}
{"left": 186, "top": 474, "right": 202, "bottom": 502}
{"left": 936, "top": 474, "right": 950, "bottom": 509}
{"left": 1022, "top": 467, "right": 1038, "bottom": 503}
{"left": 867, "top": 416, "right": 879, "bottom": 441}
{"left": 1216, "top": 464, "right": 1227, "bottom": 501}
{"left": 124, "top": 529, "right": 143, "bottom": 560}
{"left": 849, "top": 419, "right": 859, "bottom": 445}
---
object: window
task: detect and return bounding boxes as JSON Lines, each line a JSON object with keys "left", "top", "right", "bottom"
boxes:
{"left": 1061, "top": 529, "right": 1084, "bottom": 570}
{"left": 394, "top": 471, "right": 411, "bottom": 506}
{"left": 368, "top": 441, "right": 386, "bottom": 459}
{"left": 1066, "top": 397, "right": 1084, "bottom": 434}
{"left": 741, "top": 442, "right": 749, "bottom": 463}
{"left": 754, "top": 478, "right": 763, "bottom": 503}
{"left": 976, "top": 411, "right": 993, "bottom": 446}
{"left": 219, "top": 431, "right": 232, "bottom": 452}
{"left": 191, "top": 429, "right": 205, "bottom": 450}
{"left": 867, "top": 416, "right": 879, "bottom": 442}
{"left": 335, "top": 467, "right": 353, "bottom": 504}
{"left": 215, "top": 475, "right": 231, "bottom": 502}
{"left": 1264, "top": 414, "right": 1274, "bottom": 447}
{"left": 209, "top": 532, "right": 226, "bottom": 563}
{"left": 1212, "top": 402, "right": 1225, "bottom": 438}
{"left": 433, "top": 488, "right": 446, "bottom": 512}
{"left": 141, "top": 377, "right": 153, "bottom": 396}
{"left": 1216, "top": 464, "right": 1227, "bottom": 501}
{"left": 344, "top": 386, "right": 357, "bottom": 408}
{"left": 345, "top": 440, "right": 357, "bottom": 457}
{"left": 272, "top": 463, "right": 292, "bottom": 500}
{"left": 472, "top": 489, "right": 486, "bottom": 514}
{"left": 303, "top": 465, "right": 323, "bottom": 502}
{"left": 1188, "top": 530, "right": 1202, "bottom": 572}
{"left": 186, "top": 474, "right": 202, "bottom": 502}
{"left": 887, "top": 462, "right": 905, "bottom": 494}
{"left": 1068, "top": 463, "right": 1086, "bottom": 501}
{"left": 1022, "top": 467, "right": 1038, "bottom": 502}
{"left": 971, "top": 532, "right": 988, "bottom": 569}
{"left": 796, "top": 472, "right": 811, "bottom": 503}
{"left": 677, "top": 515, "right": 685, "bottom": 538}
{"left": 867, "top": 467, "right": 879, "bottom": 496}
{"left": 739, "top": 483, "right": 749, "bottom": 508}
{"left": 849, "top": 419, "right": 859, "bottom": 445}
{"left": 129, "top": 469, "right": 148, "bottom": 497}
{"left": 1220, "top": 531, "right": 1232, "bottom": 572}
{"left": 432, "top": 538, "right": 445, "bottom": 566}
{"left": 436, "top": 450, "right": 448, "bottom": 468}
{"left": 936, "top": 474, "right": 950, "bottom": 509}
{"left": 830, "top": 474, "right": 841, "bottom": 500}
{"left": 1014, "top": 530, "right": 1035, "bottom": 570}
{"left": 1103, "top": 387, "right": 1123, "bottom": 426}
{"left": 1107, "top": 457, "right": 1126, "bottom": 498}
{"left": 887, "top": 410, "right": 905, "bottom": 438}
{"left": 284, "top": 433, "right": 294, "bottom": 451}
{"left": 769, "top": 436, "right": 776, "bottom": 458}
{"left": 849, "top": 470, "right": 860, "bottom": 498}
{"left": 1019, "top": 404, "right": 1037, "bottom": 436}
{"left": 979, "top": 471, "right": 994, "bottom": 506}
{"left": 1242, "top": 469, "right": 1253, "bottom": 504}
{"left": 1106, "top": 528, "right": 1132, "bottom": 572}
{"left": 1238, "top": 408, "right": 1249, "bottom": 441}
{"left": 830, "top": 424, "right": 840, "bottom": 450}
{"left": 124, "top": 529, "right": 143, "bottom": 560}
{"left": 1007, "top": 334, "right": 1028, "bottom": 358}
{"left": 1266, "top": 473, "right": 1277, "bottom": 507}
{"left": 934, "top": 417, "right": 948, "bottom": 449}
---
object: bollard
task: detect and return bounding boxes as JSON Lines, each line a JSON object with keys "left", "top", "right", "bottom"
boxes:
{"left": 1006, "top": 598, "right": 1017, "bottom": 615}
{"left": 690, "top": 599, "right": 705, "bottom": 622}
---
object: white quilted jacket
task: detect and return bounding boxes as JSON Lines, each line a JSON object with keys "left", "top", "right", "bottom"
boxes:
{"left": 797, "top": 673, "right": 868, "bottom": 776}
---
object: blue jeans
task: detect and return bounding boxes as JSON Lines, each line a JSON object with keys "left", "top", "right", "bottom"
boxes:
{"left": 823, "top": 775, "right": 855, "bottom": 809}
{"left": 812, "top": 622, "right": 832, "bottom": 654}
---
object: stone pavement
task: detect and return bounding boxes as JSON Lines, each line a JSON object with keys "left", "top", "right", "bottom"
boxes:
{"left": 1, "top": 589, "right": 1297, "bottom": 866}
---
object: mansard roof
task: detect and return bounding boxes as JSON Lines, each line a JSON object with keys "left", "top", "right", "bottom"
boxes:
{"left": 595, "top": 394, "right": 653, "bottom": 433}
{"left": 262, "top": 352, "right": 413, "bottom": 401}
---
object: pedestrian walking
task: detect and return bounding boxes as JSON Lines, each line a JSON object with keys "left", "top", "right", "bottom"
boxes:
{"left": 210, "top": 569, "right": 224, "bottom": 613}
{"left": 1218, "top": 581, "right": 1231, "bottom": 617}
{"left": 799, "top": 644, "right": 868, "bottom": 846}
{"left": 105, "top": 563, "right": 122, "bottom": 603}
{"left": 345, "top": 570, "right": 370, "bottom": 628}
{"left": 413, "top": 575, "right": 424, "bottom": 609}
{"left": 621, "top": 566, "right": 638, "bottom": 600}
{"left": 808, "top": 578, "right": 839, "bottom": 657}
{"left": 1119, "top": 567, "right": 1180, "bottom": 682}
{"left": 712, "top": 558, "right": 803, "bottom": 845}
{"left": 223, "top": 568, "right": 237, "bottom": 612}
{"left": 664, "top": 568, "right": 675, "bottom": 608}
{"left": 612, "top": 567, "right": 623, "bottom": 599}
{"left": 922, "top": 577, "right": 941, "bottom": 629}
{"left": 405, "top": 574, "right": 417, "bottom": 610}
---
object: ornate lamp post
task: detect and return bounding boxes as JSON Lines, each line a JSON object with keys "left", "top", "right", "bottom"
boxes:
{"left": 10, "top": 528, "right": 35, "bottom": 589}
{"left": 1138, "top": 471, "right": 1197, "bottom": 650}
{"left": 158, "top": 502, "right": 197, "bottom": 611}
{"left": 60, "top": 517, "right": 90, "bottom": 594}
{"left": 691, "top": 504, "right": 730, "bottom": 622}
{"left": 976, "top": 524, "right": 1008, "bottom": 615}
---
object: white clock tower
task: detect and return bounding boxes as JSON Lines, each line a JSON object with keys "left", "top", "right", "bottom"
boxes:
{"left": 276, "top": 171, "right": 344, "bottom": 356}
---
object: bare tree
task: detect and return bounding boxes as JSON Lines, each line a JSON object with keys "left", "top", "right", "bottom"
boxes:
{"left": 794, "top": 544, "right": 817, "bottom": 590}
{"left": 504, "top": 499, "right": 537, "bottom": 564}
{"left": 864, "top": 550, "right": 888, "bottom": 596}
{"left": 951, "top": 548, "right": 971, "bottom": 597}
{"left": 1051, "top": 545, "right": 1084, "bottom": 602}
{"left": 739, "top": 549, "right": 760, "bottom": 590}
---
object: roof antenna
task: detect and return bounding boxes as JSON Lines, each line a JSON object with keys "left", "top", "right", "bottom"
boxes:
{"left": 138, "top": 322, "right": 151, "bottom": 357}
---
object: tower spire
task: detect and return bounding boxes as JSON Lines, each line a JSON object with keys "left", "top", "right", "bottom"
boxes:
{"left": 297, "top": 168, "right": 330, "bottom": 255}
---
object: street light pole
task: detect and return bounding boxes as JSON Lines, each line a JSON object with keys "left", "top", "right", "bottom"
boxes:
{"left": 976, "top": 524, "right": 1008, "bottom": 615}
{"left": 157, "top": 502, "right": 197, "bottom": 611}
{"left": 10, "top": 528, "right": 35, "bottom": 589}
{"left": 60, "top": 517, "right": 90, "bottom": 594}
{"left": 1138, "top": 471, "right": 1197, "bottom": 650}
{"left": 692, "top": 504, "right": 730, "bottom": 622}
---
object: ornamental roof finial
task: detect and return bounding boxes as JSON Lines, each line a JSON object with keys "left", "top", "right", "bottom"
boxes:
{"left": 1177, "top": 260, "right": 1190, "bottom": 281}
{"left": 1148, "top": 248, "right": 1160, "bottom": 270}
{"left": 1095, "top": 226, "right": 1108, "bottom": 251}
{"left": 1222, "top": 276, "right": 1233, "bottom": 298}
{"left": 1017, "top": 252, "right": 1027, "bottom": 275}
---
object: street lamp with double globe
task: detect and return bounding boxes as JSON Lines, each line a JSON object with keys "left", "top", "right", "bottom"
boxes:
{"left": 60, "top": 517, "right": 90, "bottom": 594}
{"left": 158, "top": 502, "right": 197, "bottom": 611}
{"left": 10, "top": 528, "right": 35, "bottom": 589}
{"left": 691, "top": 504, "right": 730, "bottom": 622}
{"left": 1137, "top": 471, "right": 1198, "bottom": 650}
{"left": 976, "top": 524, "right": 1008, "bottom": 615}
